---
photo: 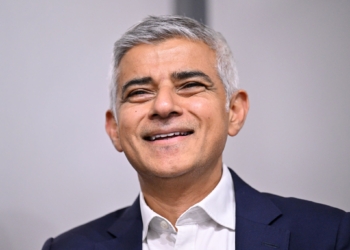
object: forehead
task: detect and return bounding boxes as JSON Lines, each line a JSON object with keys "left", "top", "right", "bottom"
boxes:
{"left": 117, "top": 38, "right": 218, "bottom": 86}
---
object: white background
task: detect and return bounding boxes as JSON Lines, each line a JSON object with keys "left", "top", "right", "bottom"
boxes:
{"left": 0, "top": 1, "right": 349, "bottom": 249}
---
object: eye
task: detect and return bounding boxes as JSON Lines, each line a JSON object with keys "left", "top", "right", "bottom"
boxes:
{"left": 178, "top": 81, "right": 207, "bottom": 95}
{"left": 123, "top": 88, "right": 154, "bottom": 103}
{"left": 182, "top": 82, "right": 206, "bottom": 89}
{"left": 128, "top": 89, "right": 149, "bottom": 97}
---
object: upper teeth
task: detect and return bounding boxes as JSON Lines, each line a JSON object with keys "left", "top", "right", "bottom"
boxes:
{"left": 149, "top": 132, "right": 189, "bottom": 141}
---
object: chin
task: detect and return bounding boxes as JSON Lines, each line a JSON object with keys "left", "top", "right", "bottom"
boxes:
{"left": 141, "top": 162, "right": 196, "bottom": 179}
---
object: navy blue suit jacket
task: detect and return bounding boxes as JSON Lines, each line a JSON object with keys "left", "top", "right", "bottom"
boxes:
{"left": 42, "top": 169, "right": 350, "bottom": 249}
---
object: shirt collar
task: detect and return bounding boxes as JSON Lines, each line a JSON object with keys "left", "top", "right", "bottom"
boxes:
{"left": 139, "top": 164, "right": 235, "bottom": 240}
{"left": 195, "top": 164, "right": 235, "bottom": 230}
{"left": 139, "top": 191, "right": 163, "bottom": 241}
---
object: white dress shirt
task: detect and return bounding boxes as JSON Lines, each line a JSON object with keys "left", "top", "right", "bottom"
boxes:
{"left": 140, "top": 164, "right": 236, "bottom": 250}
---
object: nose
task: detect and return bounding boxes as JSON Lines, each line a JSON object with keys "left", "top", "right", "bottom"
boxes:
{"left": 148, "top": 86, "right": 183, "bottom": 119}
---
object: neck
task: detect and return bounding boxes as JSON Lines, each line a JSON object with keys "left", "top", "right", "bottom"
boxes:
{"left": 138, "top": 161, "right": 223, "bottom": 226}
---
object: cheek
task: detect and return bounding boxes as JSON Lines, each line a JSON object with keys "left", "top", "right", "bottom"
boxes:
{"left": 187, "top": 97, "right": 226, "bottom": 120}
{"left": 187, "top": 97, "right": 211, "bottom": 114}
{"left": 187, "top": 101, "right": 212, "bottom": 124}
{"left": 117, "top": 107, "right": 145, "bottom": 134}
{"left": 189, "top": 102, "right": 204, "bottom": 113}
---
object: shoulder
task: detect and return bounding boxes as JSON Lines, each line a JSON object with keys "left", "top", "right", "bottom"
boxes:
{"left": 229, "top": 168, "right": 349, "bottom": 248}
{"left": 229, "top": 167, "right": 348, "bottom": 227}
{"left": 263, "top": 193, "right": 350, "bottom": 248}
{"left": 264, "top": 192, "right": 347, "bottom": 220}
{"left": 42, "top": 207, "right": 129, "bottom": 250}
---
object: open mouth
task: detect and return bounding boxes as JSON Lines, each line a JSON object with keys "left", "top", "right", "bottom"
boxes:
{"left": 144, "top": 131, "right": 194, "bottom": 141}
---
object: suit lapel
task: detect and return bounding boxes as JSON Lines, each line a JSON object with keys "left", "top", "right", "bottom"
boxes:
{"left": 229, "top": 169, "right": 290, "bottom": 250}
{"left": 94, "top": 197, "right": 143, "bottom": 250}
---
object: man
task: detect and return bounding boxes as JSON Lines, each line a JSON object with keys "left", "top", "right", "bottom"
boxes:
{"left": 42, "top": 15, "right": 350, "bottom": 250}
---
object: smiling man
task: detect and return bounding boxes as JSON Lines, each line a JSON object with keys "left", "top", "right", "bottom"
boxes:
{"left": 42, "top": 16, "right": 350, "bottom": 250}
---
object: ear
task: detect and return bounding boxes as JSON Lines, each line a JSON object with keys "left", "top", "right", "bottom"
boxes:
{"left": 105, "top": 110, "right": 123, "bottom": 152}
{"left": 227, "top": 90, "right": 249, "bottom": 136}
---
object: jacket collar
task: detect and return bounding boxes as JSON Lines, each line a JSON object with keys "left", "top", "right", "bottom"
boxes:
{"left": 94, "top": 197, "right": 143, "bottom": 250}
{"left": 95, "top": 168, "right": 290, "bottom": 250}
{"left": 229, "top": 168, "right": 282, "bottom": 224}
{"left": 229, "top": 168, "right": 290, "bottom": 249}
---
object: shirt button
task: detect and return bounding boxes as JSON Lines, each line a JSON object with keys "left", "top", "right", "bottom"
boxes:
{"left": 160, "top": 220, "right": 169, "bottom": 230}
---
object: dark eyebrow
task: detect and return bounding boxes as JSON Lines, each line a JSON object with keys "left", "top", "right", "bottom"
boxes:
{"left": 121, "top": 77, "right": 152, "bottom": 96}
{"left": 171, "top": 70, "right": 214, "bottom": 84}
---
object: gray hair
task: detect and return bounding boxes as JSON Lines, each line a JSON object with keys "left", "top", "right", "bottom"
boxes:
{"left": 109, "top": 15, "right": 239, "bottom": 117}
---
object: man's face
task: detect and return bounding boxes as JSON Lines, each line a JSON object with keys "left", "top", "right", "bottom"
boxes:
{"left": 106, "top": 38, "right": 246, "bottom": 179}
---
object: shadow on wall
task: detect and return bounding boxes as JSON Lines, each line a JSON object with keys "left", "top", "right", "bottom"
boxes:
{"left": 0, "top": 210, "right": 56, "bottom": 250}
